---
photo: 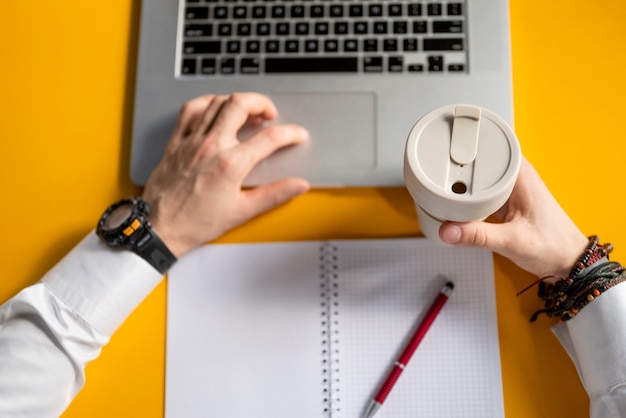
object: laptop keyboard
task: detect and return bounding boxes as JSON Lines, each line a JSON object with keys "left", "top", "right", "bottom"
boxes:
{"left": 178, "top": 0, "right": 468, "bottom": 76}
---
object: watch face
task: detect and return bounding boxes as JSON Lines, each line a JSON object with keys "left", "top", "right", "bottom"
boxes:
{"left": 102, "top": 202, "right": 134, "bottom": 231}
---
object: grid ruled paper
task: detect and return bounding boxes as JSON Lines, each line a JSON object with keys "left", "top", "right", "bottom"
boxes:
{"left": 166, "top": 238, "right": 503, "bottom": 418}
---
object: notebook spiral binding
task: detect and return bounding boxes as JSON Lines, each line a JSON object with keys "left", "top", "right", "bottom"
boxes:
{"left": 320, "top": 242, "right": 341, "bottom": 417}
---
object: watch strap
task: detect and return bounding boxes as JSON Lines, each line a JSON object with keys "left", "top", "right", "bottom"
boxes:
{"left": 126, "top": 223, "right": 177, "bottom": 274}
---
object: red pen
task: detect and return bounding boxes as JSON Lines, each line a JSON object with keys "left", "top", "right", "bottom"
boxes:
{"left": 364, "top": 281, "right": 454, "bottom": 418}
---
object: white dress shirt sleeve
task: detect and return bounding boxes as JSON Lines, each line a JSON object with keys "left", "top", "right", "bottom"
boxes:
{"left": 0, "top": 232, "right": 163, "bottom": 418}
{"left": 552, "top": 282, "right": 626, "bottom": 418}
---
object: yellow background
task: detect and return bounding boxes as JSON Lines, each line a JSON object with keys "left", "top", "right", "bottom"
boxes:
{"left": 1, "top": 1, "right": 625, "bottom": 417}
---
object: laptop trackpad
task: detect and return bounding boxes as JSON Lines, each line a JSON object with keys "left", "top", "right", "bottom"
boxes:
{"left": 243, "top": 92, "right": 376, "bottom": 186}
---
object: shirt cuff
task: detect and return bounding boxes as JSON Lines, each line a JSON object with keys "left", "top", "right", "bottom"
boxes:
{"left": 552, "top": 282, "right": 626, "bottom": 395}
{"left": 42, "top": 231, "right": 164, "bottom": 336}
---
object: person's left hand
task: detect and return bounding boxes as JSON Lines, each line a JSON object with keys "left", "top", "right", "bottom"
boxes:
{"left": 143, "top": 93, "right": 310, "bottom": 257}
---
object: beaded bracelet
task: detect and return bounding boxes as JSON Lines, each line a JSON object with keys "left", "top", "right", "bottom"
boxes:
{"left": 528, "top": 236, "right": 626, "bottom": 322}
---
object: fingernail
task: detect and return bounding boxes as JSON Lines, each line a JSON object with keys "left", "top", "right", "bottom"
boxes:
{"left": 441, "top": 224, "right": 462, "bottom": 244}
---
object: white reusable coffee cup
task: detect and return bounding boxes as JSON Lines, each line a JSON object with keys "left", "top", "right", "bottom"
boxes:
{"left": 404, "top": 104, "right": 521, "bottom": 242}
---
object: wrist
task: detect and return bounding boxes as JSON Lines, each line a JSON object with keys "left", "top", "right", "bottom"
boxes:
{"left": 530, "top": 236, "right": 623, "bottom": 322}
{"left": 551, "top": 233, "right": 591, "bottom": 280}
{"left": 96, "top": 197, "right": 177, "bottom": 274}
{"left": 145, "top": 217, "right": 190, "bottom": 259}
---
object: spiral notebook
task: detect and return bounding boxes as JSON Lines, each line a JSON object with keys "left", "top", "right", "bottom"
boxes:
{"left": 166, "top": 238, "right": 504, "bottom": 417}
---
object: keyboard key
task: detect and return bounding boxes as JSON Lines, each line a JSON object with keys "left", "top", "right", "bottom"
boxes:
{"left": 423, "top": 38, "right": 464, "bottom": 51}
{"left": 233, "top": 6, "right": 247, "bottom": 19}
{"left": 403, "top": 38, "right": 418, "bottom": 51}
{"left": 428, "top": 4, "right": 442, "bottom": 16}
{"left": 276, "top": 22, "right": 290, "bottom": 35}
{"left": 265, "top": 40, "right": 280, "bottom": 53}
{"left": 265, "top": 57, "right": 358, "bottom": 73}
{"left": 246, "top": 40, "right": 260, "bottom": 53}
{"left": 305, "top": 39, "right": 319, "bottom": 52}
{"left": 285, "top": 39, "right": 300, "bottom": 53}
{"left": 237, "top": 23, "right": 252, "bottom": 36}
{"left": 373, "top": 21, "right": 388, "bottom": 34}
{"left": 388, "top": 56, "right": 404, "bottom": 72}
{"left": 290, "top": 5, "right": 305, "bottom": 18}
{"left": 408, "top": 63, "right": 424, "bottom": 72}
{"left": 368, "top": 4, "right": 383, "bottom": 17}
{"left": 181, "top": 58, "right": 197, "bottom": 74}
{"left": 349, "top": 5, "right": 363, "bottom": 17}
{"left": 185, "top": 7, "right": 208, "bottom": 20}
{"left": 226, "top": 41, "right": 241, "bottom": 53}
{"left": 329, "top": 5, "right": 344, "bottom": 18}
{"left": 388, "top": 4, "right": 403, "bottom": 17}
{"left": 363, "top": 38, "right": 378, "bottom": 52}
{"left": 324, "top": 39, "right": 339, "bottom": 52}
{"left": 363, "top": 56, "right": 383, "bottom": 72}
{"left": 184, "top": 41, "right": 221, "bottom": 54}
{"left": 272, "top": 6, "right": 286, "bottom": 18}
{"left": 201, "top": 58, "right": 216, "bottom": 74}
{"left": 256, "top": 22, "right": 271, "bottom": 36}
{"left": 220, "top": 58, "right": 235, "bottom": 74}
{"left": 383, "top": 39, "right": 398, "bottom": 52}
{"left": 428, "top": 56, "right": 443, "bottom": 72}
{"left": 448, "top": 3, "right": 464, "bottom": 16}
{"left": 448, "top": 64, "right": 465, "bottom": 72}
{"left": 241, "top": 58, "right": 260, "bottom": 74}
{"left": 432, "top": 21, "right": 464, "bottom": 33}
{"left": 310, "top": 5, "right": 324, "bottom": 18}
{"left": 408, "top": 4, "right": 422, "bottom": 16}
{"left": 252, "top": 6, "right": 267, "bottom": 19}
{"left": 344, "top": 38, "right": 358, "bottom": 52}
{"left": 218, "top": 23, "right": 232, "bottom": 36}
{"left": 334, "top": 21, "right": 349, "bottom": 35}
{"left": 295, "top": 22, "right": 309, "bottom": 35}
{"left": 354, "top": 21, "right": 368, "bottom": 34}
{"left": 315, "top": 22, "right": 330, "bottom": 35}
{"left": 413, "top": 21, "right": 427, "bottom": 34}
{"left": 393, "top": 21, "right": 408, "bottom": 34}
{"left": 184, "top": 24, "right": 212, "bottom": 37}
{"left": 213, "top": 7, "right": 228, "bottom": 19}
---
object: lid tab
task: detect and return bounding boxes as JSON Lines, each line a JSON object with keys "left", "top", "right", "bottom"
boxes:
{"left": 450, "top": 105, "right": 481, "bottom": 165}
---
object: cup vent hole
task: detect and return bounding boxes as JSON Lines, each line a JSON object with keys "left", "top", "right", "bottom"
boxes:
{"left": 452, "top": 182, "right": 467, "bottom": 194}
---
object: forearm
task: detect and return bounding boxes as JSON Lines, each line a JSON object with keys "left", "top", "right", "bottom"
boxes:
{"left": 0, "top": 233, "right": 162, "bottom": 416}
{"left": 553, "top": 280, "right": 626, "bottom": 417}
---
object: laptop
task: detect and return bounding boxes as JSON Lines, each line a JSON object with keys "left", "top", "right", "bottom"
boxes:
{"left": 130, "top": 0, "right": 513, "bottom": 187}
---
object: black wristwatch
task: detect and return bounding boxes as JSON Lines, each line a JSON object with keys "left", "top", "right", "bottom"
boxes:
{"left": 96, "top": 197, "right": 177, "bottom": 274}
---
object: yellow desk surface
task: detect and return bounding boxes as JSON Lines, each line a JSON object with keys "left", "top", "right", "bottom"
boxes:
{"left": 1, "top": 2, "right": 625, "bottom": 417}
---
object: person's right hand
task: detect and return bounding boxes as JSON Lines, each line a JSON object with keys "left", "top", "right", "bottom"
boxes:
{"left": 142, "top": 93, "right": 310, "bottom": 258}
{"left": 439, "top": 157, "right": 589, "bottom": 279}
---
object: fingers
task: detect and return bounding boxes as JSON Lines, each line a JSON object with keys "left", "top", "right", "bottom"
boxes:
{"left": 208, "top": 93, "right": 279, "bottom": 141}
{"left": 173, "top": 94, "right": 217, "bottom": 138}
{"left": 235, "top": 124, "right": 310, "bottom": 171}
{"left": 241, "top": 177, "right": 311, "bottom": 219}
{"left": 174, "top": 93, "right": 278, "bottom": 140}
{"left": 439, "top": 220, "right": 511, "bottom": 253}
{"left": 193, "top": 95, "right": 229, "bottom": 136}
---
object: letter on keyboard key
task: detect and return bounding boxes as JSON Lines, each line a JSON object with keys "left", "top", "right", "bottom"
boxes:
{"left": 265, "top": 57, "right": 358, "bottom": 73}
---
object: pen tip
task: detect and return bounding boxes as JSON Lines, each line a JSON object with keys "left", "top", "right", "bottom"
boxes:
{"left": 445, "top": 281, "right": 454, "bottom": 290}
{"left": 364, "top": 401, "right": 381, "bottom": 418}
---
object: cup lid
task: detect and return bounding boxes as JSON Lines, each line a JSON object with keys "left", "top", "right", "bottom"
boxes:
{"left": 404, "top": 104, "right": 521, "bottom": 221}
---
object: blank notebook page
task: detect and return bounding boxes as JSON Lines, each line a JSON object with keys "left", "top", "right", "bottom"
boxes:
{"left": 166, "top": 242, "right": 324, "bottom": 418}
